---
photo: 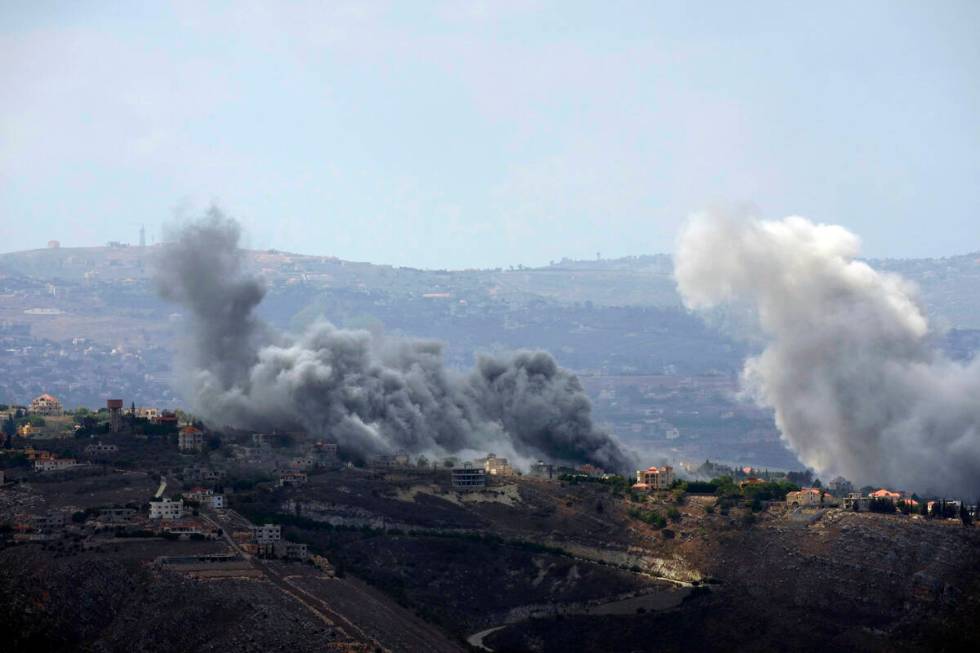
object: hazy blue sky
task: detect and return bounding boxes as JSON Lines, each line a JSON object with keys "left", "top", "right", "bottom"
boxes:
{"left": 2, "top": 1, "right": 978, "bottom": 268}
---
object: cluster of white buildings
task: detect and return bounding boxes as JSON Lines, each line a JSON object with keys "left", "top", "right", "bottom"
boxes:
{"left": 34, "top": 457, "right": 78, "bottom": 472}
{"left": 184, "top": 487, "right": 225, "bottom": 509}
{"left": 448, "top": 452, "right": 518, "bottom": 490}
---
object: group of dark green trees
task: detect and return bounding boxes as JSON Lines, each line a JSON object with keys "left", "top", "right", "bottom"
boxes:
{"left": 1, "top": 407, "right": 26, "bottom": 449}
{"left": 865, "top": 496, "right": 975, "bottom": 526}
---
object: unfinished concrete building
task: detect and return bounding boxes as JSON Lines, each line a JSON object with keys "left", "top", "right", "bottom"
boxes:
{"left": 452, "top": 466, "right": 486, "bottom": 490}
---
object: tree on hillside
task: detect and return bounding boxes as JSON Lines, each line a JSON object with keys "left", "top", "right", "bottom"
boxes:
{"left": 960, "top": 503, "right": 972, "bottom": 527}
{"left": 787, "top": 469, "right": 814, "bottom": 486}
{"left": 919, "top": 500, "right": 929, "bottom": 517}
{"left": 2, "top": 414, "right": 15, "bottom": 448}
{"left": 944, "top": 501, "right": 958, "bottom": 520}
{"left": 870, "top": 498, "right": 896, "bottom": 514}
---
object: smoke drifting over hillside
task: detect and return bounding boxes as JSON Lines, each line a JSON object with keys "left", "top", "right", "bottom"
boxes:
{"left": 675, "top": 212, "right": 980, "bottom": 495}
{"left": 156, "top": 209, "right": 635, "bottom": 472}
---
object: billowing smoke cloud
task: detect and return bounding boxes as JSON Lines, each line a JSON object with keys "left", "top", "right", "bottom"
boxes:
{"left": 675, "top": 212, "right": 980, "bottom": 495}
{"left": 157, "top": 208, "right": 635, "bottom": 472}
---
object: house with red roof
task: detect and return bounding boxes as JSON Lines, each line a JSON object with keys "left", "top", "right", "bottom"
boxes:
{"left": 178, "top": 425, "right": 205, "bottom": 452}
{"left": 786, "top": 487, "right": 836, "bottom": 507}
{"left": 633, "top": 465, "right": 675, "bottom": 492}
{"left": 30, "top": 393, "right": 63, "bottom": 416}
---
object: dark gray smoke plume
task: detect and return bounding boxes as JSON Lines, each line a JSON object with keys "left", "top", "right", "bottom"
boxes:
{"left": 157, "top": 209, "right": 635, "bottom": 472}
{"left": 675, "top": 212, "right": 980, "bottom": 495}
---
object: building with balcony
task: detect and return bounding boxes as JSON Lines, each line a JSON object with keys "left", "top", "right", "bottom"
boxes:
{"left": 149, "top": 497, "right": 184, "bottom": 520}
{"left": 30, "top": 393, "right": 63, "bottom": 416}
{"left": 452, "top": 466, "right": 486, "bottom": 490}
{"left": 633, "top": 465, "right": 675, "bottom": 492}
{"left": 178, "top": 426, "right": 205, "bottom": 452}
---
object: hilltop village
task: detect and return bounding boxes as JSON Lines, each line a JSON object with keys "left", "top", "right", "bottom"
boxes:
{"left": 2, "top": 392, "right": 979, "bottom": 652}
{"left": 4, "top": 244, "right": 979, "bottom": 475}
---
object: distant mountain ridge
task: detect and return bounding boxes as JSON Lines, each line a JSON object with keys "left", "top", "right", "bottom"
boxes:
{"left": 2, "top": 245, "right": 977, "bottom": 326}
{"left": 2, "top": 245, "right": 977, "bottom": 469}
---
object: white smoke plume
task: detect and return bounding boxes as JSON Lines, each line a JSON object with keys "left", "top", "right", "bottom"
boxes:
{"left": 675, "top": 212, "right": 980, "bottom": 496}
{"left": 157, "top": 209, "right": 636, "bottom": 472}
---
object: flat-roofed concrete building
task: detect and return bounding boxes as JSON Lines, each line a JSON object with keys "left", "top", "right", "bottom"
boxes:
{"left": 251, "top": 524, "right": 282, "bottom": 544}
{"left": 135, "top": 407, "right": 161, "bottom": 420}
{"left": 278, "top": 470, "right": 308, "bottom": 487}
{"left": 274, "top": 540, "right": 309, "bottom": 561}
{"left": 149, "top": 497, "right": 184, "bottom": 520}
{"left": 185, "top": 487, "right": 225, "bottom": 509}
{"left": 98, "top": 507, "right": 138, "bottom": 522}
{"left": 452, "top": 466, "right": 486, "bottom": 490}
{"left": 842, "top": 493, "right": 872, "bottom": 511}
{"left": 34, "top": 458, "right": 78, "bottom": 472}
{"left": 530, "top": 461, "right": 555, "bottom": 480}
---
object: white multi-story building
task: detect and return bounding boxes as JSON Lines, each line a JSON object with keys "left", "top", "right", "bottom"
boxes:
{"left": 30, "top": 393, "right": 63, "bottom": 416}
{"left": 135, "top": 407, "right": 161, "bottom": 420}
{"left": 178, "top": 426, "right": 205, "bottom": 452}
{"left": 34, "top": 458, "right": 78, "bottom": 472}
{"left": 149, "top": 497, "right": 184, "bottom": 520}
{"left": 632, "top": 465, "right": 675, "bottom": 492}
{"left": 481, "top": 453, "right": 515, "bottom": 477}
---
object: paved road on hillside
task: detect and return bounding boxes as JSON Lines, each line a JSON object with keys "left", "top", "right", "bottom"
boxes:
{"left": 203, "top": 508, "right": 464, "bottom": 652}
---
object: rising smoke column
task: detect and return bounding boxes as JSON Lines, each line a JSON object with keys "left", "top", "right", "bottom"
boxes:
{"left": 675, "top": 212, "right": 980, "bottom": 495}
{"left": 156, "top": 208, "right": 635, "bottom": 472}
